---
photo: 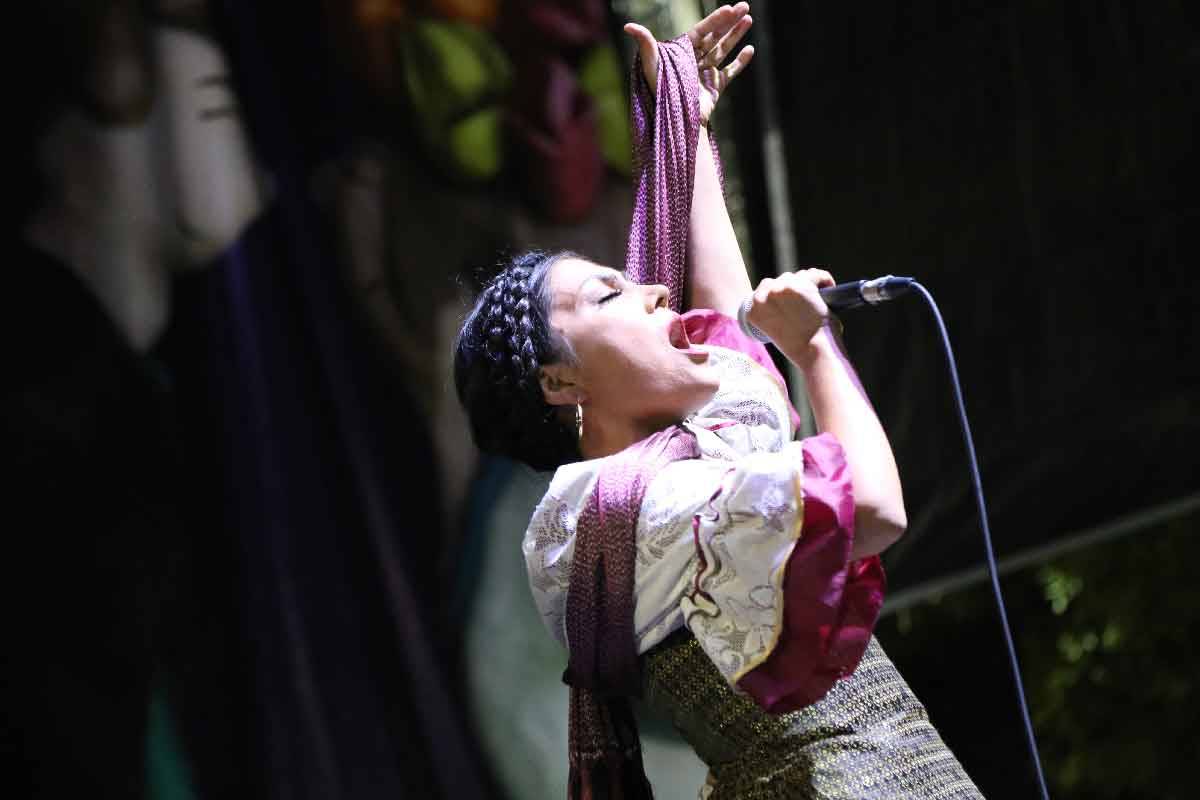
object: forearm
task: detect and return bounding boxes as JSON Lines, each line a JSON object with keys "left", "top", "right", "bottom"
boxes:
{"left": 781, "top": 326, "right": 907, "bottom": 559}
{"left": 685, "top": 126, "right": 752, "bottom": 316}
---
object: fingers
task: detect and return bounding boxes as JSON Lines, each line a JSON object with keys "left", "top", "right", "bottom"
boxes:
{"left": 752, "top": 276, "right": 776, "bottom": 304}
{"left": 749, "top": 266, "right": 832, "bottom": 345}
{"left": 775, "top": 272, "right": 822, "bottom": 299}
{"left": 623, "top": 22, "right": 657, "bottom": 59}
{"left": 624, "top": 23, "right": 660, "bottom": 91}
{"left": 754, "top": 269, "right": 835, "bottom": 299}
{"left": 688, "top": 3, "right": 750, "bottom": 51}
{"left": 698, "top": 12, "right": 753, "bottom": 69}
{"left": 798, "top": 267, "right": 835, "bottom": 289}
{"left": 722, "top": 45, "right": 755, "bottom": 82}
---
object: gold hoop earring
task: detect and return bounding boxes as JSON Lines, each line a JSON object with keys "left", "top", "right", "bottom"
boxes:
{"left": 575, "top": 403, "right": 584, "bottom": 442}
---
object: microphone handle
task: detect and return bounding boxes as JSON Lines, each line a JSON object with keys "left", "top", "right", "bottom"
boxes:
{"left": 821, "top": 275, "right": 914, "bottom": 309}
{"left": 819, "top": 281, "right": 869, "bottom": 311}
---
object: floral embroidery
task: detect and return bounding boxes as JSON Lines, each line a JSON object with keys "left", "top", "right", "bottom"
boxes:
{"left": 523, "top": 347, "right": 803, "bottom": 680}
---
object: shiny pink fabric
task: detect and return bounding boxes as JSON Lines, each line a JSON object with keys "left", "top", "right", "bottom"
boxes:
{"left": 686, "top": 311, "right": 886, "bottom": 714}
{"left": 681, "top": 309, "right": 804, "bottom": 432}
{"left": 737, "top": 434, "right": 886, "bottom": 713}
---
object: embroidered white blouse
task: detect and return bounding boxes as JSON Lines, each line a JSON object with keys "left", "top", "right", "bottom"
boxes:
{"left": 522, "top": 344, "right": 814, "bottom": 687}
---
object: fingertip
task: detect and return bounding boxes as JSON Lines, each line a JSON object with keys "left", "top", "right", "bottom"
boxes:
{"left": 624, "top": 23, "right": 651, "bottom": 45}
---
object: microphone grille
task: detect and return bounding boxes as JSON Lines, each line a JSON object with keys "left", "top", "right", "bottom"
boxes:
{"left": 737, "top": 297, "right": 772, "bottom": 343}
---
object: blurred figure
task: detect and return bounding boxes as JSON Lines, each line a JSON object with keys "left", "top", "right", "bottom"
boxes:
{"left": 23, "top": 0, "right": 264, "bottom": 350}
{"left": 5, "top": 1, "right": 264, "bottom": 796}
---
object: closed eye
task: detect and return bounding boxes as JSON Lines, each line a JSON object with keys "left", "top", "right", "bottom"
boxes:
{"left": 599, "top": 290, "right": 622, "bottom": 304}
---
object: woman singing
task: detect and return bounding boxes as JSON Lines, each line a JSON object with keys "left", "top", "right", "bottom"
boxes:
{"left": 455, "top": 4, "right": 983, "bottom": 798}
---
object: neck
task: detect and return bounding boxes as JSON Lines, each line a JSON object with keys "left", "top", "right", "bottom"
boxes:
{"left": 578, "top": 407, "right": 680, "bottom": 461}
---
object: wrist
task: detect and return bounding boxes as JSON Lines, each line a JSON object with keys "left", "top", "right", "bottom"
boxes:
{"left": 781, "top": 319, "right": 843, "bottom": 372}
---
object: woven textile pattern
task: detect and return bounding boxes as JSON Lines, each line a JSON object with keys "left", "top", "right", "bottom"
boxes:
{"left": 641, "top": 631, "right": 984, "bottom": 800}
{"left": 625, "top": 34, "right": 723, "bottom": 311}
{"left": 565, "top": 428, "right": 699, "bottom": 797}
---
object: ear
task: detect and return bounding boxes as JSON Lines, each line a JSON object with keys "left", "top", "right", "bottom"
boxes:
{"left": 539, "top": 363, "right": 586, "bottom": 407}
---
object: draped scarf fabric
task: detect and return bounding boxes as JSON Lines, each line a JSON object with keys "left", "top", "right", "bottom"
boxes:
{"left": 624, "top": 35, "right": 722, "bottom": 311}
{"left": 562, "top": 35, "right": 707, "bottom": 800}
{"left": 564, "top": 428, "right": 700, "bottom": 799}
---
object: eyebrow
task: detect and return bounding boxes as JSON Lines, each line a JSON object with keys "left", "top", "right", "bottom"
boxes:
{"left": 577, "top": 269, "right": 624, "bottom": 294}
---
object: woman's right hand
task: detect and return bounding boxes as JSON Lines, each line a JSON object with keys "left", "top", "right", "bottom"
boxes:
{"left": 743, "top": 268, "right": 835, "bottom": 361}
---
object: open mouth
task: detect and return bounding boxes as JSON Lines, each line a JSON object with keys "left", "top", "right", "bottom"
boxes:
{"left": 668, "top": 316, "right": 692, "bottom": 350}
{"left": 667, "top": 316, "right": 708, "bottom": 361}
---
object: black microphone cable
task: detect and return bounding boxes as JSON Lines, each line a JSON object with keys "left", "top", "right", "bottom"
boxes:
{"left": 910, "top": 280, "right": 1051, "bottom": 800}
{"left": 741, "top": 277, "right": 1052, "bottom": 798}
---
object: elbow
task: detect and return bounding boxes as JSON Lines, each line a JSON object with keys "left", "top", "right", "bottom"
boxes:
{"left": 879, "top": 501, "right": 907, "bottom": 541}
{"left": 877, "top": 509, "right": 907, "bottom": 549}
{"left": 852, "top": 505, "right": 907, "bottom": 559}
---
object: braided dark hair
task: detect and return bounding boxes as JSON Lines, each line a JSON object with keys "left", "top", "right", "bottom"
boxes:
{"left": 455, "top": 250, "right": 582, "bottom": 471}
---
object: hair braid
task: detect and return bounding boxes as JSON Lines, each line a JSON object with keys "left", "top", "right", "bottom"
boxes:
{"left": 456, "top": 251, "right": 581, "bottom": 471}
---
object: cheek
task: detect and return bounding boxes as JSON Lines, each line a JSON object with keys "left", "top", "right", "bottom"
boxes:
{"left": 575, "top": 331, "right": 656, "bottom": 396}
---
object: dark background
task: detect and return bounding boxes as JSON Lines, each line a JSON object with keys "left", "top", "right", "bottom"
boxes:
{"left": 751, "top": 1, "right": 1200, "bottom": 594}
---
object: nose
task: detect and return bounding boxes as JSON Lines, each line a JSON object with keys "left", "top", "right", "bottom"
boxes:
{"left": 644, "top": 283, "right": 669, "bottom": 311}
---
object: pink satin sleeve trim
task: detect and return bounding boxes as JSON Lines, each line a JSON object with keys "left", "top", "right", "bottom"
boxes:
{"left": 681, "top": 309, "right": 804, "bottom": 432}
{"left": 735, "top": 432, "right": 886, "bottom": 713}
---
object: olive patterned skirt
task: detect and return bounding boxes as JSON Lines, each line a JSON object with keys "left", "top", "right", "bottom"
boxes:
{"left": 640, "top": 631, "right": 984, "bottom": 799}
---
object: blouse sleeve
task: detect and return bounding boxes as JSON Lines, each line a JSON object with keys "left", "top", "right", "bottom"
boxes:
{"left": 679, "top": 432, "right": 885, "bottom": 713}
{"left": 527, "top": 432, "right": 885, "bottom": 712}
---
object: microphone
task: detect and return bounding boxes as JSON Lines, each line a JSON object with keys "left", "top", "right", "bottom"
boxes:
{"left": 738, "top": 275, "right": 914, "bottom": 343}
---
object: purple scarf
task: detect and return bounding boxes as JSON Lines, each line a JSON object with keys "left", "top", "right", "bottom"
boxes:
{"left": 563, "top": 35, "right": 709, "bottom": 800}
{"left": 624, "top": 36, "right": 723, "bottom": 310}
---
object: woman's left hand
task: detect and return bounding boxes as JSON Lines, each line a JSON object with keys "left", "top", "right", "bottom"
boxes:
{"left": 624, "top": 2, "right": 755, "bottom": 125}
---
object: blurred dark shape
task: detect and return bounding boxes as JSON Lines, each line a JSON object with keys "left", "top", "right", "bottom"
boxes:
{"left": 504, "top": 0, "right": 607, "bottom": 48}
{"left": 47, "top": 0, "right": 156, "bottom": 124}
{"left": 501, "top": 0, "right": 611, "bottom": 223}
{"left": 508, "top": 55, "right": 606, "bottom": 223}
{"left": 197, "top": 1, "right": 499, "bottom": 795}
{"left": 2, "top": 240, "right": 196, "bottom": 797}
{"left": 428, "top": 0, "right": 500, "bottom": 27}
{"left": 320, "top": 0, "right": 411, "bottom": 103}
{"left": 17, "top": 1, "right": 152, "bottom": 231}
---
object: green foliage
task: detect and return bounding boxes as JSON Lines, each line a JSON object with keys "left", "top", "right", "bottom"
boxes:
{"left": 879, "top": 509, "right": 1200, "bottom": 799}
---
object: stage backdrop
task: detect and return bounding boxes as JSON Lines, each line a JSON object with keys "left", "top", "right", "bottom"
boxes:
{"left": 745, "top": 0, "right": 1200, "bottom": 599}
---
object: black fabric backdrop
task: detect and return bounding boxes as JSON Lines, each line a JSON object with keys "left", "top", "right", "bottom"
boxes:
{"left": 736, "top": 1, "right": 1200, "bottom": 597}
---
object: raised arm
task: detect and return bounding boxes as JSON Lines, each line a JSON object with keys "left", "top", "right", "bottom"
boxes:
{"left": 624, "top": 3, "right": 755, "bottom": 315}
{"left": 744, "top": 269, "right": 908, "bottom": 559}
{"left": 686, "top": 124, "right": 752, "bottom": 316}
